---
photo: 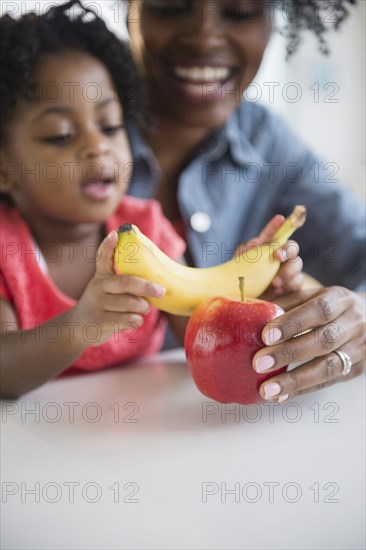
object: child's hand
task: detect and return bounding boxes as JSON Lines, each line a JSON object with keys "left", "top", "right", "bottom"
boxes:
{"left": 234, "top": 215, "right": 304, "bottom": 300}
{"left": 70, "top": 230, "right": 166, "bottom": 347}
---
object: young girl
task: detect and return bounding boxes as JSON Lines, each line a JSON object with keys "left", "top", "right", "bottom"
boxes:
{"left": 0, "top": 0, "right": 303, "bottom": 399}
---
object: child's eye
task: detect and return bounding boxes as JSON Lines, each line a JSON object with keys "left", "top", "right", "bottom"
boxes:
{"left": 41, "top": 134, "right": 72, "bottom": 145}
{"left": 103, "top": 124, "right": 125, "bottom": 135}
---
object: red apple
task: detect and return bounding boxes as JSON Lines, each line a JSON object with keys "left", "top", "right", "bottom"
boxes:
{"left": 184, "top": 295, "right": 287, "bottom": 404}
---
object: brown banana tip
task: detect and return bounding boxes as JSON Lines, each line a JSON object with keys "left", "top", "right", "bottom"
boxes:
{"left": 118, "top": 223, "right": 133, "bottom": 233}
{"left": 291, "top": 205, "right": 307, "bottom": 228}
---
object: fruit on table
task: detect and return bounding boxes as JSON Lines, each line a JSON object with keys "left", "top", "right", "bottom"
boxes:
{"left": 114, "top": 205, "right": 306, "bottom": 316}
{"left": 184, "top": 284, "right": 287, "bottom": 404}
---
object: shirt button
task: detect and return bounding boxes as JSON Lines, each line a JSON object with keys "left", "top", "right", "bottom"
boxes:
{"left": 190, "top": 212, "right": 212, "bottom": 233}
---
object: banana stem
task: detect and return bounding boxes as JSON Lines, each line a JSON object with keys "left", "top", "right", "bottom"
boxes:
{"left": 271, "top": 205, "right": 307, "bottom": 247}
{"left": 239, "top": 277, "right": 245, "bottom": 303}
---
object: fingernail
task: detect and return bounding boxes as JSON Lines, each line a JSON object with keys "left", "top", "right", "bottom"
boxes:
{"left": 263, "top": 327, "right": 282, "bottom": 345}
{"left": 255, "top": 355, "right": 275, "bottom": 373}
{"left": 281, "top": 249, "right": 288, "bottom": 261}
{"left": 276, "top": 248, "right": 287, "bottom": 261}
{"left": 278, "top": 394, "right": 289, "bottom": 403}
{"left": 264, "top": 383, "right": 281, "bottom": 399}
{"left": 153, "top": 284, "right": 166, "bottom": 297}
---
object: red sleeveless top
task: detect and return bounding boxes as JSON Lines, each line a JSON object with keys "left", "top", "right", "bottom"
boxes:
{"left": 0, "top": 196, "right": 185, "bottom": 374}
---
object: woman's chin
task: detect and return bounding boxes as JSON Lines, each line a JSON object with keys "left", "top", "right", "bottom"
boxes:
{"left": 161, "top": 101, "right": 238, "bottom": 130}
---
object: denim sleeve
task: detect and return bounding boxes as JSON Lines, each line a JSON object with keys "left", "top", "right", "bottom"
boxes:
{"left": 264, "top": 113, "right": 366, "bottom": 291}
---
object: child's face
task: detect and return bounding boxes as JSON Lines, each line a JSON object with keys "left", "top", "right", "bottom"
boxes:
{"left": 128, "top": 0, "right": 271, "bottom": 128}
{"left": 1, "top": 51, "right": 132, "bottom": 225}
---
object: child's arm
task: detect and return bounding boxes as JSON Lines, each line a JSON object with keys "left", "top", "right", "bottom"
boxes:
{"left": 0, "top": 230, "right": 165, "bottom": 399}
{"left": 0, "top": 300, "right": 90, "bottom": 399}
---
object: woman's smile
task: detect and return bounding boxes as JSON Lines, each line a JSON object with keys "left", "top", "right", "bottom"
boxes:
{"left": 174, "top": 65, "right": 232, "bottom": 83}
{"left": 128, "top": 0, "right": 271, "bottom": 128}
{"left": 169, "top": 61, "right": 237, "bottom": 104}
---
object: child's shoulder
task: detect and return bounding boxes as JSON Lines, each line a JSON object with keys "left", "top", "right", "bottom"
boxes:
{"left": 0, "top": 201, "right": 26, "bottom": 235}
{"left": 108, "top": 196, "right": 185, "bottom": 260}
{"left": 1, "top": 200, "right": 17, "bottom": 218}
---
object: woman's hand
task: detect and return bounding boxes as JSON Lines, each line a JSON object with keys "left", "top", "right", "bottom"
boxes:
{"left": 234, "top": 214, "right": 304, "bottom": 298}
{"left": 253, "top": 286, "right": 366, "bottom": 402}
{"left": 70, "top": 230, "right": 166, "bottom": 347}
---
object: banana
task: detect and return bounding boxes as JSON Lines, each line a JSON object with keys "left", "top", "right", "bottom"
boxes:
{"left": 114, "top": 205, "right": 307, "bottom": 316}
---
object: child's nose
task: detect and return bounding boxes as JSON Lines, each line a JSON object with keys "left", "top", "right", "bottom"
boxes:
{"left": 78, "top": 129, "right": 109, "bottom": 159}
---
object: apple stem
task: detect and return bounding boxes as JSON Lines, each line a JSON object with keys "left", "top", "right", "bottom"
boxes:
{"left": 239, "top": 277, "right": 245, "bottom": 303}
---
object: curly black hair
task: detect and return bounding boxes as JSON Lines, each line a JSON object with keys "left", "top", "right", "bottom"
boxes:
{"left": 276, "top": 0, "right": 357, "bottom": 57}
{"left": 0, "top": 0, "right": 143, "bottom": 145}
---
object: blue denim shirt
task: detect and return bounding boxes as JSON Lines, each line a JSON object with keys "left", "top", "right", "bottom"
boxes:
{"left": 127, "top": 101, "right": 365, "bottom": 292}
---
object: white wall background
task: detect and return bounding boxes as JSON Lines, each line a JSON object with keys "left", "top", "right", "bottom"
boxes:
{"left": 2, "top": 0, "right": 365, "bottom": 199}
{"left": 256, "top": 0, "right": 366, "bottom": 200}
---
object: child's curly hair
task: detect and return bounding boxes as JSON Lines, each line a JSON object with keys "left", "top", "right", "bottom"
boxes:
{"left": 276, "top": 0, "right": 357, "bottom": 56}
{"left": 0, "top": 0, "right": 143, "bottom": 145}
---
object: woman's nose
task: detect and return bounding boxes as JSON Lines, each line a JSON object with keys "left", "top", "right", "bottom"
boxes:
{"left": 179, "top": 1, "right": 226, "bottom": 53}
{"left": 78, "top": 128, "right": 109, "bottom": 160}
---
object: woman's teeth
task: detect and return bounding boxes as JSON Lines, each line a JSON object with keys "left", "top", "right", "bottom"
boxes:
{"left": 174, "top": 66, "right": 231, "bottom": 82}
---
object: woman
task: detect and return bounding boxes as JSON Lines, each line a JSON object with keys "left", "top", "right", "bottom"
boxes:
{"left": 126, "top": 0, "right": 365, "bottom": 402}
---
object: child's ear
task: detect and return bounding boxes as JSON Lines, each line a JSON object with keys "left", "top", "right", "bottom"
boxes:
{"left": 0, "top": 151, "right": 16, "bottom": 194}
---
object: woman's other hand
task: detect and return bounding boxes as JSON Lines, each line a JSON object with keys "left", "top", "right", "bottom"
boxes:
{"left": 253, "top": 287, "right": 366, "bottom": 401}
{"left": 234, "top": 214, "right": 304, "bottom": 299}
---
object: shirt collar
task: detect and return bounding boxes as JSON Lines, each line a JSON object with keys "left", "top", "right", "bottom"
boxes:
{"left": 127, "top": 102, "right": 264, "bottom": 174}
{"left": 200, "top": 103, "right": 264, "bottom": 166}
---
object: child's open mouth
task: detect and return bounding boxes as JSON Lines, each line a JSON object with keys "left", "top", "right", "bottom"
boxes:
{"left": 81, "top": 178, "right": 114, "bottom": 200}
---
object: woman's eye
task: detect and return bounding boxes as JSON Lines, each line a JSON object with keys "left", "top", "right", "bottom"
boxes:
{"left": 41, "top": 134, "right": 72, "bottom": 145}
{"left": 223, "top": 7, "right": 262, "bottom": 23}
{"left": 103, "top": 124, "right": 125, "bottom": 135}
{"left": 146, "top": 0, "right": 190, "bottom": 17}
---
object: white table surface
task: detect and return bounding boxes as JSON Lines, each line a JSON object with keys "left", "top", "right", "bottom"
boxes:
{"left": 1, "top": 349, "right": 365, "bottom": 550}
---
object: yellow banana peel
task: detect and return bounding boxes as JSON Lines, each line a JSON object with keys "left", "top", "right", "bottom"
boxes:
{"left": 114, "top": 205, "right": 307, "bottom": 316}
